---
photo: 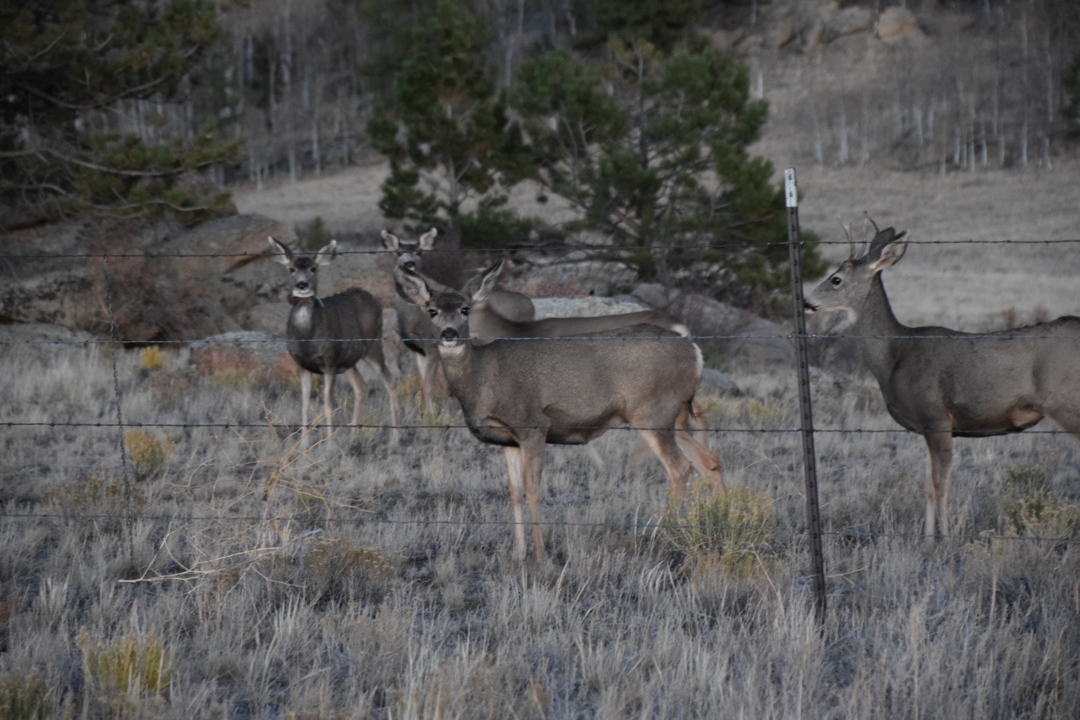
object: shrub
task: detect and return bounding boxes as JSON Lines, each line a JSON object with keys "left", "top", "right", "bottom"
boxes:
{"left": 137, "top": 346, "right": 164, "bottom": 372}
{"left": 662, "top": 484, "right": 776, "bottom": 577}
{"left": 0, "top": 673, "right": 56, "bottom": 720}
{"left": 123, "top": 430, "right": 174, "bottom": 479}
{"left": 77, "top": 630, "right": 172, "bottom": 697}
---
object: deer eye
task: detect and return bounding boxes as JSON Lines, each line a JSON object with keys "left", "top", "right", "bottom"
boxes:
{"left": 460, "top": 307, "right": 470, "bottom": 317}
{"left": 310, "top": 267, "right": 317, "bottom": 273}
{"left": 830, "top": 276, "right": 842, "bottom": 286}
{"left": 428, "top": 309, "right": 437, "bottom": 318}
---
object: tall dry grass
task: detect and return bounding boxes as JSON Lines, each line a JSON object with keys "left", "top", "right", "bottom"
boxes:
{"left": 0, "top": 340, "right": 1078, "bottom": 718}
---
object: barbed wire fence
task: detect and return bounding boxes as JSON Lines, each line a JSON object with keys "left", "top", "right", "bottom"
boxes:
{"left": 2, "top": 170, "right": 1080, "bottom": 609}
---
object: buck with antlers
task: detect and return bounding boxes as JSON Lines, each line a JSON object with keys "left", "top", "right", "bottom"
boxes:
{"left": 396, "top": 260, "right": 724, "bottom": 561}
{"left": 269, "top": 237, "right": 400, "bottom": 448}
{"left": 805, "top": 222, "right": 1080, "bottom": 537}
{"left": 381, "top": 228, "right": 536, "bottom": 409}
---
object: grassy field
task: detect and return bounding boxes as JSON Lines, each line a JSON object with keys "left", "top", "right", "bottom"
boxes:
{"left": 1, "top": 317, "right": 1078, "bottom": 717}
{"left": 7, "top": 14, "right": 1080, "bottom": 715}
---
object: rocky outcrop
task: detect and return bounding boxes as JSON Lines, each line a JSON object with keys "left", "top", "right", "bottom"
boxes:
{"left": 876, "top": 7, "right": 922, "bottom": 42}
{"left": 0, "top": 214, "right": 398, "bottom": 344}
{"left": 631, "top": 284, "right": 793, "bottom": 370}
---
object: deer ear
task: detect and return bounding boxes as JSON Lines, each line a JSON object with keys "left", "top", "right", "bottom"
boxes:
{"left": 268, "top": 236, "right": 292, "bottom": 265}
{"left": 395, "top": 265, "right": 432, "bottom": 306}
{"left": 464, "top": 259, "right": 505, "bottom": 304}
{"left": 381, "top": 230, "right": 399, "bottom": 251}
{"left": 419, "top": 227, "right": 438, "bottom": 251}
{"left": 869, "top": 233, "right": 908, "bottom": 273}
{"left": 315, "top": 240, "right": 338, "bottom": 266}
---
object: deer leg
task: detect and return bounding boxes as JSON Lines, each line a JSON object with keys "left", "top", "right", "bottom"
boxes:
{"left": 924, "top": 430, "right": 953, "bottom": 538}
{"left": 322, "top": 371, "right": 336, "bottom": 443}
{"left": 637, "top": 429, "right": 693, "bottom": 498}
{"left": 675, "top": 431, "right": 726, "bottom": 495}
{"left": 343, "top": 366, "right": 368, "bottom": 437}
{"left": 520, "top": 434, "right": 548, "bottom": 562}
{"left": 504, "top": 446, "right": 528, "bottom": 562}
{"left": 365, "top": 356, "right": 401, "bottom": 447}
{"left": 684, "top": 400, "right": 708, "bottom": 446}
{"left": 299, "top": 369, "right": 314, "bottom": 449}
{"left": 584, "top": 445, "right": 605, "bottom": 474}
{"left": 415, "top": 350, "right": 438, "bottom": 411}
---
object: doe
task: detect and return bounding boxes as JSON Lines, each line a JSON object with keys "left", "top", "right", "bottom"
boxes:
{"left": 269, "top": 237, "right": 400, "bottom": 447}
{"left": 396, "top": 260, "right": 724, "bottom": 562}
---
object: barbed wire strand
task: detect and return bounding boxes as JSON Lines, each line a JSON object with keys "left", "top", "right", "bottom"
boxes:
{"left": 3, "top": 236, "right": 1080, "bottom": 260}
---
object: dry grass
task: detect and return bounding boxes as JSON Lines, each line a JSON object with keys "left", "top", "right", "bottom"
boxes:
{"left": 1, "top": 332, "right": 1078, "bottom": 718}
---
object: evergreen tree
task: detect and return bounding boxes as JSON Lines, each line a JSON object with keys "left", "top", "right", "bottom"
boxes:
{"left": 0, "top": 0, "right": 240, "bottom": 228}
{"left": 366, "top": 0, "right": 532, "bottom": 242}
{"left": 511, "top": 39, "right": 824, "bottom": 306}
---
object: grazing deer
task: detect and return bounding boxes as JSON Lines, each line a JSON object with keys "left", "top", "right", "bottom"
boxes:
{"left": 805, "top": 223, "right": 1080, "bottom": 537}
{"left": 396, "top": 261, "right": 725, "bottom": 561}
{"left": 269, "top": 237, "right": 400, "bottom": 448}
{"left": 381, "top": 228, "right": 536, "bottom": 409}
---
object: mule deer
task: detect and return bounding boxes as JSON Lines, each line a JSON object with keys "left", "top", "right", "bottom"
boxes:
{"left": 269, "top": 237, "right": 400, "bottom": 448}
{"left": 396, "top": 261, "right": 725, "bottom": 561}
{"left": 381, "top": 228, "right": 536, "bottom": 408}
{"left": 805, "top": 223, "right": 1080, "bottom": 537}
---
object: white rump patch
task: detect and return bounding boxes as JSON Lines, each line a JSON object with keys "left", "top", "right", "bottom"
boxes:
{"left": 672, "top": 323, "right": 690, "bottom": 337}
{"left": 692, "top": 342, "right": 703, "bottom": 380}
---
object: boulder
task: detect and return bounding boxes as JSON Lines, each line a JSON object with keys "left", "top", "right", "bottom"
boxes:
{"left": 876, "top": 7, "right": 922, "bottom": 42}
{"left": 631, "top": 284, "right": 794, "bottom": 370}
{"left": 819, "top": 6, "right": 873, "bottom": 44}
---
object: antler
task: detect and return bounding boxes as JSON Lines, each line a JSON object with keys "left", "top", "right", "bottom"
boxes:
{"left": 841, "top": 220, "right": 855, "bottom": 261}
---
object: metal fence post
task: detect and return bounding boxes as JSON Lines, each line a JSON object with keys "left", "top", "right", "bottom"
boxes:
{"left": 785, "top": 168, "right": 827, "bottom": 622}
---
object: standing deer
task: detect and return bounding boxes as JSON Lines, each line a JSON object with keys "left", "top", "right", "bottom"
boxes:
{"left": 269, "top": 237, "right": 400, "bottom": 448}
{"left": 381, "top": 228, "right": 536, "bottom": 409}
{"left": 396, "top": 261, "right": 725, "bottom": 561}
{"left": 805, "top": 223, "right": 1080, "bottom": 537}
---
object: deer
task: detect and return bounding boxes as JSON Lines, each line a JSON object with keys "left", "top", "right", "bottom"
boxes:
{"left": 395, "top": 260, "right": 725, "bottom": 562}
{"left": 381, "top": 228, "right": 536, "bottom": 410}
{"left": 805, "top": 222, "right": 1080, "bottom": 538}
{"left": 269, "top": 237, "right": 401, "bottom": 448}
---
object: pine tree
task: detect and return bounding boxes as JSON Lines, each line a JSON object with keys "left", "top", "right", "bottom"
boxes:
{"left": 365, "top": 0, "right": 532, "bottom": 243}
{"left": 0, "top": 0, "right": 240, "bottom": 228}
{"left": 511, "top": 39, "right": 824, "bottom": 306}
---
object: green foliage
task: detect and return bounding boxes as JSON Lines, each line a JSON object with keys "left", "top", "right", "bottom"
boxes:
{"left": 366, "top": 0, "right": 530, "bottom": 238}
{"left": 0, "top": 673, "right": 55, "bottom": 720}
{"left": 297, "top": 216, "right": 328, "bottom": 251}
{"left": 662, "top": 484, "right": 776, "bottom": 578}
{"left": 0, "top": 0, "right": 240, "bottom": 226}
{"left": 77, "top": 629, "right": 173, "bottom": 697}
{"left": 580, "top": 0, "right": 704, "bottom": 52}
{"left": 512, "top": 41, "right": 825, "bottom": 303}
{"left": 123, "top": 430, "right": 175, "bottom": 479}
{"left": 1001, "top": 464, "right": 1080, "bottom": 537}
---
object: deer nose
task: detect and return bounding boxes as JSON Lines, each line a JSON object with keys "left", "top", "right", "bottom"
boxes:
{"left": 296, "top": 281, "right": 309, "bottom": 291}
{"left": 440, "top": 328, "right": 459, "bottom": 341}
{"left": 403, "top": 261, "right": 416, "bottom": 271}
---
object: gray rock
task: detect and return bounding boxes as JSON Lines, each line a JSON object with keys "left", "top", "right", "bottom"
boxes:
{"left": 632, "top": 283, "right": 793, "bottom": 370}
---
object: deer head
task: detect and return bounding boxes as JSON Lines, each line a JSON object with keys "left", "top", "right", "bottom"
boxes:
{"left": 381, "top": 228, "right": 437, "bottom": 272}
{"left": 269, "top": 237, "right": 337, "bottom": 299}
{"left": 805, "top": 225, "right": 909, "bottom": 321}
{"left": 395, "top": 260, "right": 503, "bottom": 349}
